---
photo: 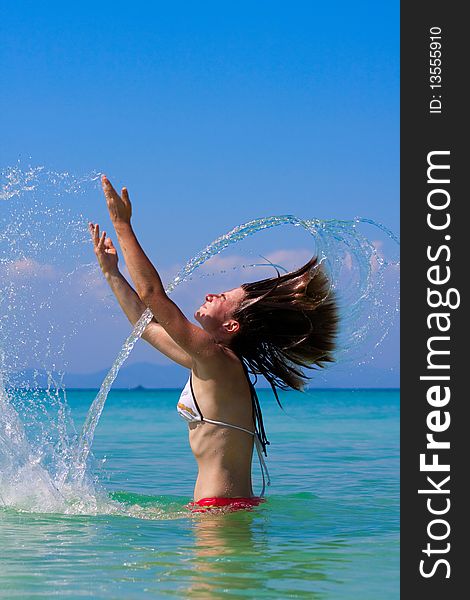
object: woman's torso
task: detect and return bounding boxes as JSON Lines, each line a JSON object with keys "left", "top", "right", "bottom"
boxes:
{"left": 179, "top": 350, "right": 256, "bottom": 501}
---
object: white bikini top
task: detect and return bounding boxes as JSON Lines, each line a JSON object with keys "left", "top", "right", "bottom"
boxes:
{"left": 177, "top": 372, "right": 271, "bottom": 496}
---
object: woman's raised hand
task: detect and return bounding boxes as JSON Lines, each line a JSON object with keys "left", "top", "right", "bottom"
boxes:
{"left": 88, "top": 222, "right": 119, "bottom": 275}
{"left": 101, "top": 175, "right": 132, "bottom": 225}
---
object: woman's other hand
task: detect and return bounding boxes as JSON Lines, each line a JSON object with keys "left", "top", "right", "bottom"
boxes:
{"left": 101, "top": 175, "right": 132, "bottom": 225}
{"left": 89, "top": 222, "right": 119, "bottom": 276}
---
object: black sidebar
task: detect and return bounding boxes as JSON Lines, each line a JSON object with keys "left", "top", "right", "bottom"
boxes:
{"left": 401, "top": 3, "right": 466, "bottom": 598}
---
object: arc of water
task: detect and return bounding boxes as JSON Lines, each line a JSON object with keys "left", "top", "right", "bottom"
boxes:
{"left": 73, "top": 214, "right": 399, "bottom": 483}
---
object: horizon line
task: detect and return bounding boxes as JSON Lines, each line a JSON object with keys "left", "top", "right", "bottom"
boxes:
{"left": 6, "top": 386, "right": 400, "bottom": 392}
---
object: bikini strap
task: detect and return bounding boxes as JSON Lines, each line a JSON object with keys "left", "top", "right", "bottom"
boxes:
{"left": 201, "top": 418, "right": 255, "bottom": 436}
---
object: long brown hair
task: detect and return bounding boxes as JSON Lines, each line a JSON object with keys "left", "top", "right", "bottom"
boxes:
{"left": 230, "top": 255, "right": 339, "bottom": 406}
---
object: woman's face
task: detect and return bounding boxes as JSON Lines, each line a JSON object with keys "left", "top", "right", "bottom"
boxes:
{"left": 194, "top": 287, "right": 245, "bottom": 337}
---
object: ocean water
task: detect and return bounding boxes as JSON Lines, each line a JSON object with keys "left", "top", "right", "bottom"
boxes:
{"left": 0, "top": 388, "right": 399, "bottom": 599}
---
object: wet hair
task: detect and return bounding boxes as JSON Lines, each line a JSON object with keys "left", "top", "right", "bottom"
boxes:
{"left": 230, "top": 256, "right": 339, "bottom": 406}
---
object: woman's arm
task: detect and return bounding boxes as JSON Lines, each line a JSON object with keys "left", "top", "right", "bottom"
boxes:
{"left": 101, "top": 176, "right": 220, "bottom": 363}
{"left": 89, "top": 222, "right": 192, "bottom": 368}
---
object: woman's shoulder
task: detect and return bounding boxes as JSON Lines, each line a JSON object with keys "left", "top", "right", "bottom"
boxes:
{"left": 192, "top": 344, "right": 243, "bottom": 381}
{"left": 191, "top": 347, "right": 252, "bottom": 413}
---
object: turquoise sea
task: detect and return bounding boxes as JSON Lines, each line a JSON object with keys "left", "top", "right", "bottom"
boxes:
{"left": 0, "top": 388, "right": 399, "bottom": 599}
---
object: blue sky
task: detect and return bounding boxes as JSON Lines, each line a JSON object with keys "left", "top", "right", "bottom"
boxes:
{"left": 1, "top": 1, "right": 399, "bottom": 385}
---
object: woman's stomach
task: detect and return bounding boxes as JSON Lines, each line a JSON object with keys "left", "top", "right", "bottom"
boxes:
{"left": 188, "top": 422, "right": 254, "bottom": 499}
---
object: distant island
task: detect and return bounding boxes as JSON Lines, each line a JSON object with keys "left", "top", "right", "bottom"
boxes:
{"left": 7, "top": 361, "right": 398, "bottom": 389}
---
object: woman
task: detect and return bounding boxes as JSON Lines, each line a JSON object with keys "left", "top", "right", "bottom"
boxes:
{"left": 89, "top": 175, "right": 338, "bottom": 511}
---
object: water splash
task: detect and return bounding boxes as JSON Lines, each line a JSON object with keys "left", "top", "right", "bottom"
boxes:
{"left": 0, "top": 164, "right": 399, "bottom": 513}
{"left": 0, "top": 164, "right": 110, "bottom": 512}
{"left": 0, "top": 163, "right": 102, "bottom": 201}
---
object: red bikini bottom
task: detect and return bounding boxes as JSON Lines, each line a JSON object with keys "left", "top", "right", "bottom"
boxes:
{"left": 188, "top": 496, "right": 266, "bottom": 513}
